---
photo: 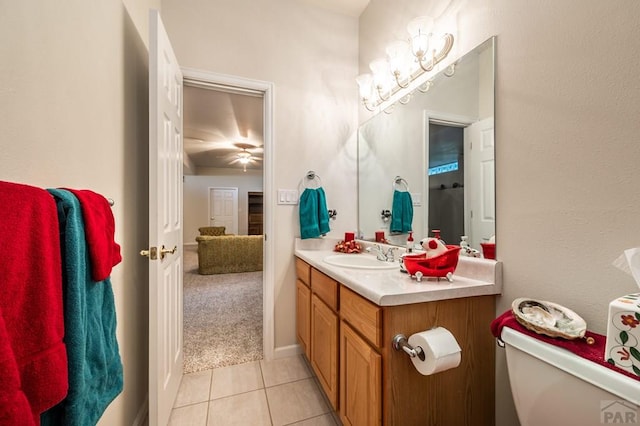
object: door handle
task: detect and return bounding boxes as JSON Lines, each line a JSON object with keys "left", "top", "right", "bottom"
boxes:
{"left": 140, "top": 246, "right": 158, "bottom": 260}
{"left": 159, "top": 245, "right": 177, "bottom": 260}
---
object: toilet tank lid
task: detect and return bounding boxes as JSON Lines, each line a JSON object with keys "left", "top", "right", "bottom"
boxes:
{"left": 501, "top": 327, "right": 640, "bottom": 406}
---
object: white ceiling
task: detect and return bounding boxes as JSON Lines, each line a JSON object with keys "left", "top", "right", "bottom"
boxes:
{"left": 299, "top": 0, "right": 370, "bottom": 17}
{"left": 182, "top": 0, "right": 370, "bottom": 173}
{"left": 183, "top": 85, "right": 264, "bottom": 171}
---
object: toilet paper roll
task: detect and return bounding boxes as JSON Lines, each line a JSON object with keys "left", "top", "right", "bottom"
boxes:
{"left": 407, "top": 327, "right": 462, "bottom": 375}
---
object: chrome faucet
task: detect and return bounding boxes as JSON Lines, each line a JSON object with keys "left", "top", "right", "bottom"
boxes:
{"left": 366, "top": 244, "right": 397, "bottom": 262}
{"left": 385, "top": 247, "right": 397, "bottom": 262}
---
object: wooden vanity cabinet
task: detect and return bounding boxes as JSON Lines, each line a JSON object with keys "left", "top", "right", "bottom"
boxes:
{"left": 294, "top": 257, "right": 496, "bottom": 425}
{"left": 310, "top": 294, "right": 338, "bottom": 409}
{"left": 340, "top": 285, "right": 382, "bottom": 426}
{"left": 295, "top": 259, "right": 339, "bottom": 410}
{"left": 340, "top": 320, "right": 381, "bottom": 426}
{"left": 380, "top": 296, "right": 496, "bottom": 425}
{"left": 295, "top": 259, "right": 311, "bottom": 359}
{"left": 296, "top": 280, "right": 311, "bottom": 358}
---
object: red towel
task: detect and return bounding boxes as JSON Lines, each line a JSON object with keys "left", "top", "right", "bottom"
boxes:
{"left": 0, "top": 181, "right": 69, "bottom": 424}
{"left": 65, "top": 189, "right": 122, "bottom": 282}
{"left": 491, "top": 309, "right": 640, "bottom": 381}
{"left": 0, "top": 306, "right": 35, "bottom": 426}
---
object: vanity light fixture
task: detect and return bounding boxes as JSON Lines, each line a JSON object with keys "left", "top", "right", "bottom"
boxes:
{"left": 357, "top": 16, "right": 454, "bottom": 111}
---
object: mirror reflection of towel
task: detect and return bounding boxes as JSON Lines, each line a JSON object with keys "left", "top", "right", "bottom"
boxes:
{"left": 299, "top": 187, "right": 330, "bottom": 239}
{"left": 390, "top": 190, "right": 413, "bottom": 233}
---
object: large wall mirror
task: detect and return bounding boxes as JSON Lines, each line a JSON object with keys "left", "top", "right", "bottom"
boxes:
{"left": 358, "top": 37, "right": 495, "bottom": 252}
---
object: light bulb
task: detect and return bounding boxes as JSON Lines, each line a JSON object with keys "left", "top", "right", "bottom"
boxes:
{"left": 407, "top": 16, "right": 434, "bottom": 60}
{"left": 356, "top": 73, "right": 374, "bottom": 100}
{"left": 386, "top": 40, "right": 410, "bottom": 77}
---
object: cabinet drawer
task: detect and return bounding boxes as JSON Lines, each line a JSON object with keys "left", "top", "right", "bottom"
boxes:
{"left": 311, "top": 268, "right": 338, "bottom": 311}
{"left": 295, "top": 258, "right": 311, "bottom": 286}
{"left": 340, "top": 286, "right": 382, "bottom": 348}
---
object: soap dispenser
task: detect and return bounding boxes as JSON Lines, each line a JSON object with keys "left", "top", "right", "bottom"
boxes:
{"left": 406, "top": 232, "right": 414, "bottom": 253}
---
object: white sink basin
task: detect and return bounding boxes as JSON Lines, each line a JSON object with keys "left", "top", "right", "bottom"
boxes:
{"left": 323, "top": 254, "right": 399, "bottom": 270}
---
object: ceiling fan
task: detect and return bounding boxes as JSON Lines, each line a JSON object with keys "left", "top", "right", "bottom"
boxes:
{"left": 229, "top": 142, "right": 262, "bottom": 171}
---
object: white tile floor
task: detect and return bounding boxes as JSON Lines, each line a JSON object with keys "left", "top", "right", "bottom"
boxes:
{"left": 169, "top": 354, "right": 340, "bottom": 426}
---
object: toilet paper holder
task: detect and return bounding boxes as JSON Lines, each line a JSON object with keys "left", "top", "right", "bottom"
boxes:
{"left": 392, "top": 334, "right": 426, "bottom": 361}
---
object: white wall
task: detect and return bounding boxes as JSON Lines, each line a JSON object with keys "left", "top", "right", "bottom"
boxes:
{"left": 0, "top": 0, "right": 158, "bottom": 424}
{"left": 360, "top": 1, "right": 640, "bottom": 425}
{"left": 161, "top": 0, "right": 360, "bottom": 350}
{"left": 184, "top": 170, "right": 263, "bottom": 242}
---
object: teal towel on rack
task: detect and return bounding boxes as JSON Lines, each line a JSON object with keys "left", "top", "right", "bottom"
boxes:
{"left": 42, "top": 189, "right": 123, "bottom": 426}
{"left": 390, "top": 190, "right": 413, "bottom": 233}
{"left": 299, "top": 188, "right": 330, "bottom": 239}
{"left": 299, "top": 188, "right": 319, "bottom": 239}
{"left": 317, "top": 187, "right": 330, "bottom": 235}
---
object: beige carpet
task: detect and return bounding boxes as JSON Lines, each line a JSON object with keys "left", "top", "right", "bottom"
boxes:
{"left": 183, "top": 245, "right": 263, "bottom": 373}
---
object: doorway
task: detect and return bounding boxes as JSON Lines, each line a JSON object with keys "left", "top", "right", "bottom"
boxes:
{"left": 428, "top": 122, "right": 464, "bottom": 244}
{"left": 181, "top": 69, "right": 274, "bottom": 372}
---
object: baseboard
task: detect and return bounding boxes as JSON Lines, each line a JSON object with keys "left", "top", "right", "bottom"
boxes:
{"left": 273, "top": 344, "right": 302, "bottom": 359}
{"left": 132, "top": 396, "right": 148, "bottom": 426}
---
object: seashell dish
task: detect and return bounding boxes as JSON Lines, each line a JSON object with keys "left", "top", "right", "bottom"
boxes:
{"left": 511, "top": 297, "right": 587, "bottom": 340}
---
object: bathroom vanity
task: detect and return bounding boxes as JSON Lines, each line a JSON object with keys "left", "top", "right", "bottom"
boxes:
{"left": 295, "top": 238, "right": 502, "bottom": 426}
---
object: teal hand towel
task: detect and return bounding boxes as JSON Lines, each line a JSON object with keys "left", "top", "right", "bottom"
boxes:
{"left": 42, "top": 189, "right": 123, "bottom": 426}
{"left": 317, "top": 187, "right": 330, "bottom": 235}
{"left": 390, "top": 190, "right": 413, "bottom": 233}
{"left": 299, "top": 188, "right": 331, "bottom": 239}
{"left": 299, "top": 188, "right": 320, "bottom": 239}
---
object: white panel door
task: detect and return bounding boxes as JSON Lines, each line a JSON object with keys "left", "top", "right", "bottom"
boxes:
{"left": 148, "top": 9, "right": 183, "bottom": 426}
{"left": 465, "top": 117, "right": 495, "bottom": 249}
{"left": 210, "top": 187, "right": 238, "bottom": 234}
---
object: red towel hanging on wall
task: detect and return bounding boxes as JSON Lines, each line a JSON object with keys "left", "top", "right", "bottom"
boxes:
{"left": 0, "top": 181, "right": 68, "bottom": 425}
{"left": 65, "top": 188, "right": 122, "bottom": 281}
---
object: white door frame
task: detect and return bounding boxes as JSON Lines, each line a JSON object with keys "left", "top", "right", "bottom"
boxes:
{"left": 182, "top": 67, "right": 275, "bottom": 361}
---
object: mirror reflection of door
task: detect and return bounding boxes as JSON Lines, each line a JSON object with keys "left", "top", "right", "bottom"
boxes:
{"left": 209, "top": 187, "right": 238, "bottom": 234}
{"left": 465, "top": 117, "right": 495, "bottom": 248}
{"left": 428, "top": 122, "right": 464, "bottom": 244}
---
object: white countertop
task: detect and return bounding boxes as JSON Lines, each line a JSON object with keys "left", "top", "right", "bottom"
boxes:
{"left": 294, "top": 237, "right": 502, "bottom": 306}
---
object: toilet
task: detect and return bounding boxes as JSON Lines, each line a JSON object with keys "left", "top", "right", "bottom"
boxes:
{"left": 501, "top": 326, "right": 640, "bottom": 426}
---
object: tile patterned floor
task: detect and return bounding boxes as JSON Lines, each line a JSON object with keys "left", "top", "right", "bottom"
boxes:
{"left": 169, "top": 355, "right": 340, "bottom": 426}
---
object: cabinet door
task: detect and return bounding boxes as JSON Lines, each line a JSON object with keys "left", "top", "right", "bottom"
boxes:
{"left": 310, "top": 294, "right": 339, "bottom": 410}
{"left": 340, "top": 321, "right": 381, "bottom": 426}
{"left": 296, "top": 279, "right": 311, "bottom": 359}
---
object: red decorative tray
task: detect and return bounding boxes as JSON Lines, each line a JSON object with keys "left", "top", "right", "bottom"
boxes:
{"left": 402, "top": 245, "right": 461, "bottom": 282}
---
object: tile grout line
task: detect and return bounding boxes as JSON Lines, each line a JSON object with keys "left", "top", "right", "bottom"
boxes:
{"left": 206, "top": 368, "right": 214, "bottom": 426}
{"left": 258, "top": 361, "right": 275, "bottom": 425}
